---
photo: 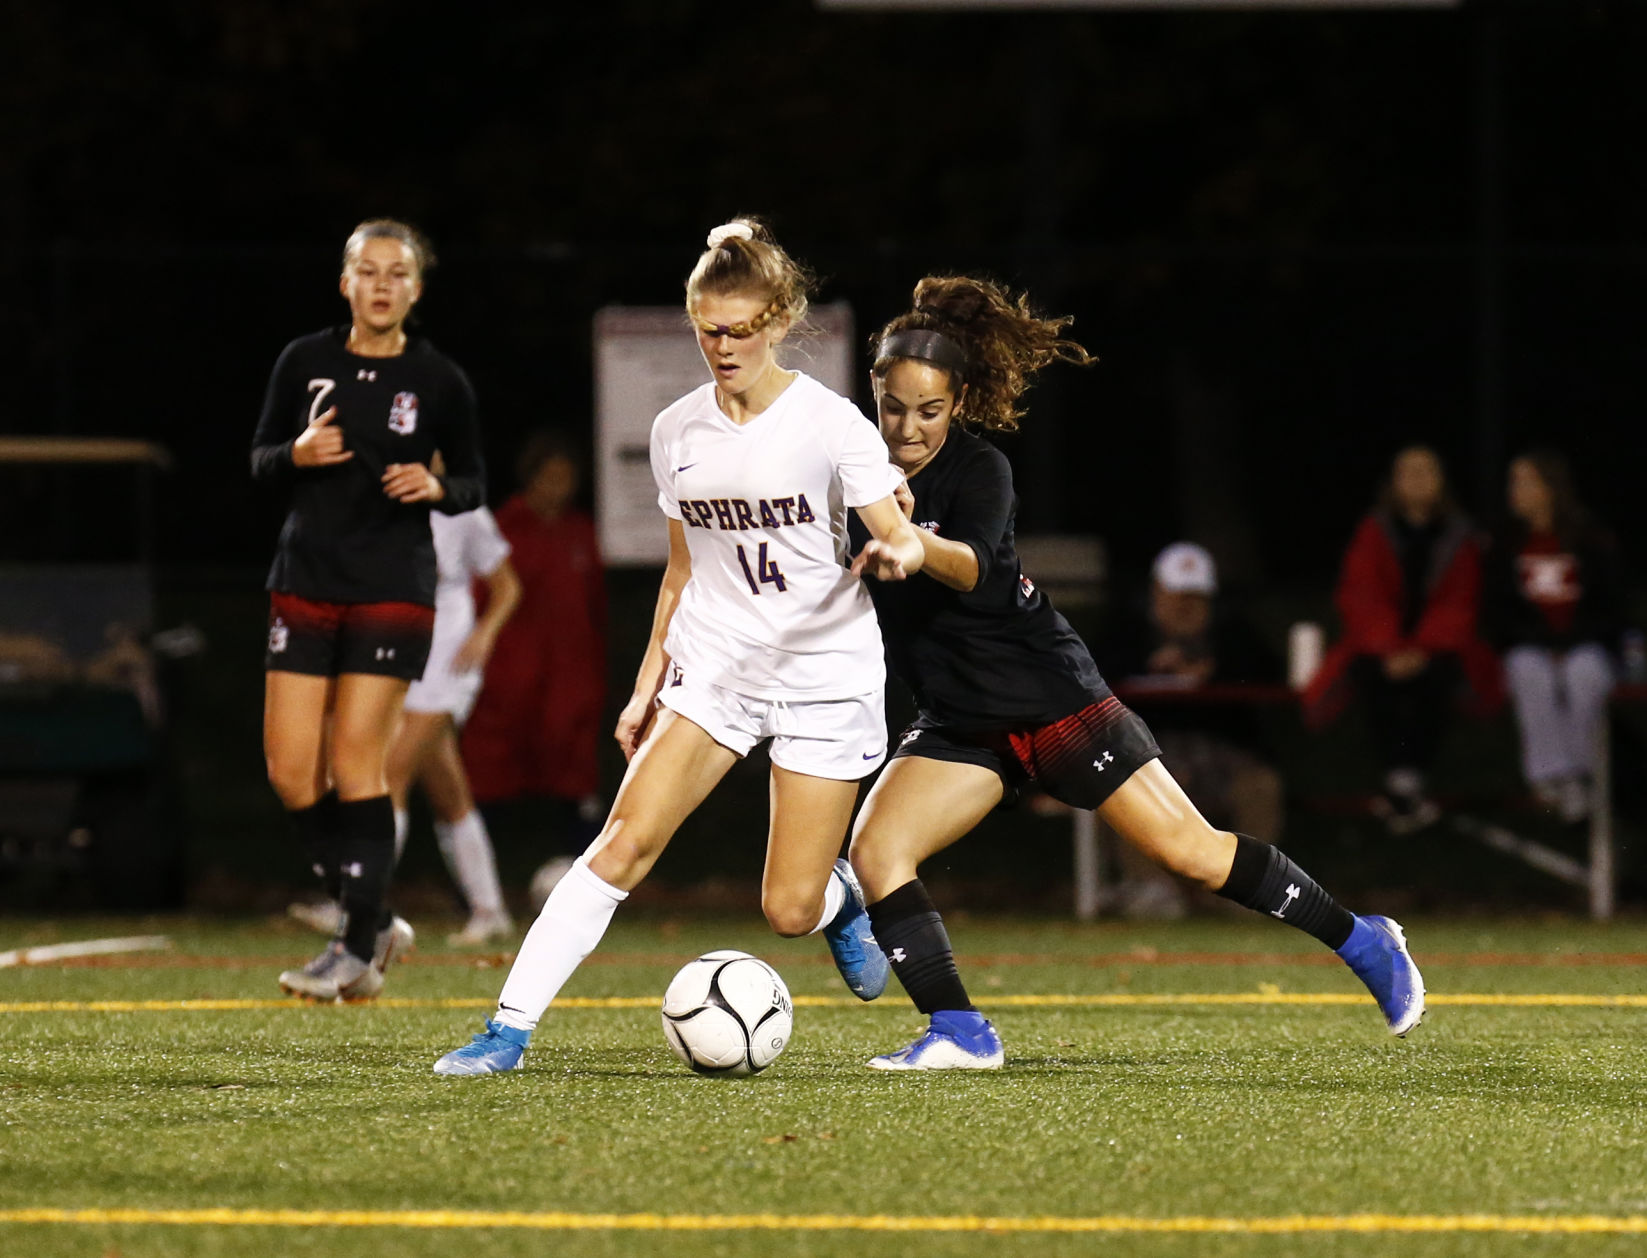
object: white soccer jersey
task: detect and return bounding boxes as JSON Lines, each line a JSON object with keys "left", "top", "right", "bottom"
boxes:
{"left": 650, "top": 373, "right": 901, "bottom": 700}
{"left": 409, "top": 507, "right": 511, "bottom": 712}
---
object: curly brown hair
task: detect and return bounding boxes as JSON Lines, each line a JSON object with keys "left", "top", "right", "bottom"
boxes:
{"left": 684, "top": 216, "right": 815, "bottom": 333}
{"left": 872, "top": 276, "right": 1093, "bottom": 433}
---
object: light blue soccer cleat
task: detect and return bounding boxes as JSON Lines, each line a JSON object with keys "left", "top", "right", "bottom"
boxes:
{"left": 433, "top": 1019, "right": 530, "bottom": 1076}
{"left": 822, "top": 859, "right": 889, "bottom": 1001}
{"left": 867, "top": 1010, "right": 1004, "bottom": 1071}
{"left": 1337, "top": 915, "right": 1426, "bottom": 1036}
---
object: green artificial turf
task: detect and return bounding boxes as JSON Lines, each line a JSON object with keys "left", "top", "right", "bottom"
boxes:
{"left": 2, "top": 915, "right": 1646, "bottom": 1258}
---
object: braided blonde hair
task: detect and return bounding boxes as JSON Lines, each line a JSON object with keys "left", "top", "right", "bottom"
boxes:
{"left": 685, "top": 216, "right": 813, "bottom": 330}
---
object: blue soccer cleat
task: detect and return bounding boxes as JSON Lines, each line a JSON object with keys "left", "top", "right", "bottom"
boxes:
{"left": 1337, "top": 915, "right": 1426, "bottom": 1036}
{"left": 867, "top": 1010, "right": 1004, "bottom": 1071}
{"left": 433, "top": 1019, "right": 530, "bottom": 1076}
{"left": 822, "top": 859, "right": 889, "bottom": 1001}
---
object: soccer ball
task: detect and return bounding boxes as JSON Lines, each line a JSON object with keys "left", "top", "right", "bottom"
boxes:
{"left": 661, "top": 950, "right": 793, "bottom": 1076}
{"left": 528, "top": 857, "right": 576, "bottom": 913}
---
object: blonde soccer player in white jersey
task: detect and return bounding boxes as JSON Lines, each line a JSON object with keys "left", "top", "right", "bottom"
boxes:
{"left": 435, "top": 218, "right": 925, "bottom": 1075}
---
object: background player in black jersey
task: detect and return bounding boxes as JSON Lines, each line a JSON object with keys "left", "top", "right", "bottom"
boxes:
{"left": 847, "top": 276, "right": 1425, "bottom": 1069}
{"left": 251, "top": 219, "right": 486, "bottom": 1002}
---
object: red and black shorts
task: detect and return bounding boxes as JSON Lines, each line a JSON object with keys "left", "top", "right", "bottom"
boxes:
{"left": 888, "top": 695, "right": 1161, "bottom": 810}
{"left": 264, "top": 592, "right": 434, "bottom": 682}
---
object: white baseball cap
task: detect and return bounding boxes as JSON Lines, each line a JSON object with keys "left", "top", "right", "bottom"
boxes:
{"left": 1152, "top": 542, "right": 1218, "bottom": 595}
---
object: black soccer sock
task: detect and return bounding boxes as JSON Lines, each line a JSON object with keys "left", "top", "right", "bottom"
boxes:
{"left": 866, "top": 879, "right": 975, "bottom": 1015}
{"left": 335, "top": 795, "right": 397, "bottom": 962}
{"left": 1216, "top": 833, "right": 1355, "bottom": 950}
{"left": 289, "top": 790, "right": 342, "bottom": 900}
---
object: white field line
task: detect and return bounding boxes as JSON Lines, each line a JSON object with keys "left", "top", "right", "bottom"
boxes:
{"left": 0, "top": 935, "right": 172, "bottom": 968}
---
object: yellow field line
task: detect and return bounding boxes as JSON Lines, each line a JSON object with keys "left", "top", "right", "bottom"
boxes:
{"left": 1, "top": 1207, "right": 1645, "bottom": 1234}
{"left": 2, "top": 993, "right": 1646, "bottom": 1013}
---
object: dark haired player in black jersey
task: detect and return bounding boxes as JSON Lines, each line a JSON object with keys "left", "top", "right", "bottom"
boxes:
{"left": 847, "top": 276, "right": 1424, "bottom": 1069}
{"left": 251, "top": 218, "right": 485, "bottom": 1002}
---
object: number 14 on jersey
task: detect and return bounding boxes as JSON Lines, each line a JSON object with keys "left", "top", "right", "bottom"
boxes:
{"left": 736, "top": 542, "right": 788, "bottom": 595}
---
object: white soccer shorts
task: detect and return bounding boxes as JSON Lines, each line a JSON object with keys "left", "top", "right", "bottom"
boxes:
{"left": 658, "top": 665, "right": 887, "bottom": 781}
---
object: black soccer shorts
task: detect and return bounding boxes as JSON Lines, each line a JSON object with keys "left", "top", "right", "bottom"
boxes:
{"left": 889, "top": 695, "right": 1162, "bottom": 810}
{"left": 265, "top": 592, "right": 434, "bottom": 682}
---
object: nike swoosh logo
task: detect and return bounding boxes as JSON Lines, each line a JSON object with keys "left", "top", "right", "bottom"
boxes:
{"left": 862, "top": 750, "right": 883, "bottom": 760}
{"left": 676, "top": 463, "right": 697, "bottom": 472}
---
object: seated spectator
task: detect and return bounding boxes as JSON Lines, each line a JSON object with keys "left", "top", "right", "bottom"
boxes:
{"left": 1304, "top": 446, "right": 1501, "bottom": 833}
{"left": 1486, "top": 450, "right": 1623, "bottom": 823}
{"left": 1112, "top": 541, "right": 1285, "bottom": 835}
{"left": 1096, "top": 542, "right": 1283, "bottom": 916}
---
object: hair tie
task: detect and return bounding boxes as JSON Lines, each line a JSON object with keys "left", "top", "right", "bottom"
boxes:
{"left": 706, "top": 222, "right": 755, "bottom": 249}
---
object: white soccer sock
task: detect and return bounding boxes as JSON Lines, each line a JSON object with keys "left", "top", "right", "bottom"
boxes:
{"left": 393, "top": 806, "right": 409, "bottom": 864}
{"left": 809, "top": 866, "right": 848, "bottom": 935}
{"left": 494, "top": 859, "right": 628, "bottom": 1032}
{"left": 435, "top": 810, "right": 507, "bottom": 916}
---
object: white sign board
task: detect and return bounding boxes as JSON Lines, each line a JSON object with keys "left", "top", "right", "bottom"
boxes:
{"left": 594, "top": 303, "right": 857, "bottom": 566}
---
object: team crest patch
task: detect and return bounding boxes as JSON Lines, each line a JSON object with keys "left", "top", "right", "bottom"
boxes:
{"left": 388, "top": 391, "right": 419, "bottom": 435}
{"left": 1019, "top": 573, "right": 1037, "bottom": 598}
{"left": 268, "top": 617, "right": 289, "bottom": 654}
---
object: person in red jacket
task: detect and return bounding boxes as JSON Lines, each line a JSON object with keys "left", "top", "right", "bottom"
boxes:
{"left": 1304, "top": 446, "right": 1500, "bottom": 831}
{"left": 460, "top": 430, "right": 609, "bottom": 888}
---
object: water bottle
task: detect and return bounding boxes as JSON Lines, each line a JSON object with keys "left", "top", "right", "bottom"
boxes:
{"left": 1288, "top": 621, "right": 1325, "bottom": 691}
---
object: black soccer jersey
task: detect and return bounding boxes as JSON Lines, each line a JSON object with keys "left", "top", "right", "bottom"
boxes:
{"left": 849, "top": 426, "right": 1109, "bottom": 729}
{"left": 250, "top": 326, "right": 485, "bottom": 607}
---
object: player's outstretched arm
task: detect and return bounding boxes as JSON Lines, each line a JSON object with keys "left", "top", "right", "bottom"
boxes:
{"left": 855, "top": 485, "right": 979, "bottom": 588}
{"left": 902, "top": 521, "right": 980, "bottom": 593}
{"left": 850, "top": 496, "right": 927, "bottom": 583}
{"left": 615, "top": 519, "right": 692, "bottom": 761}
